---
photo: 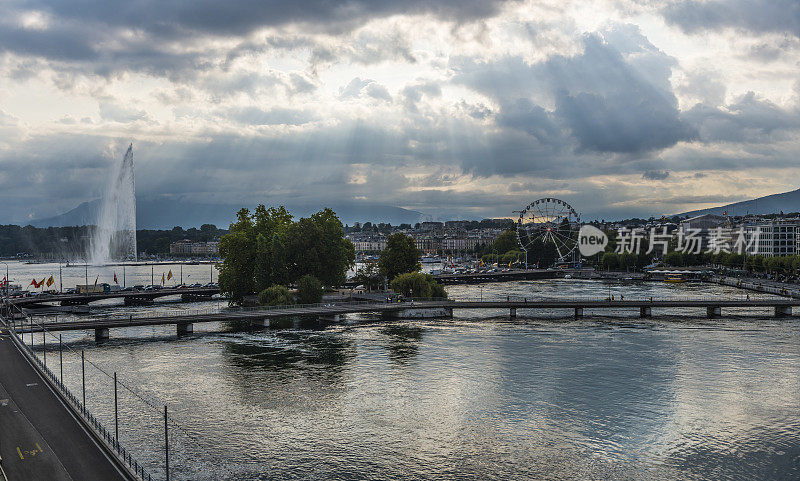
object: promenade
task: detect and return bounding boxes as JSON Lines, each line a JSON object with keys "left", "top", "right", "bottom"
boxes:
{"left": 0, "top": 327, "right": 133, "bottom": 481}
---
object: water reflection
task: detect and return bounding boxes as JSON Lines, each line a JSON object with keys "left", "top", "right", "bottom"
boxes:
{"left": 37, "top": 279, "right": 800, "bottom": 481}
{"left": 381, "top": 324, "right": 423, "bottom": 364}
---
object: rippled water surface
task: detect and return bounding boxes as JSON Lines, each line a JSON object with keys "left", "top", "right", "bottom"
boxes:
{"left": 12, "top": 265, "right": 799, "bottom": 480}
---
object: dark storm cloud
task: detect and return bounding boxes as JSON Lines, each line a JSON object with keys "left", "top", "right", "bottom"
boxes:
{"left": 495, "top": 98, "right": 562, "bottom": 144}
{"left": 0, "top": 0, "right": 514, "bottom": 65}
{"left": 683, "top": 92, "right": 800, "bottom": 143}
{"left": 453, "top": 30, "right": 696, "bottom": 156}
{"left": 663, "top": 0, "right": 800, "bottom": 36}
{"left": 45, "top": 0, "right": 513, "bottom": 36}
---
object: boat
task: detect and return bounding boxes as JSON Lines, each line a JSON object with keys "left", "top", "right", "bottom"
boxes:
{"left": 664, "top": 277, "right": 686, "bottom": 283}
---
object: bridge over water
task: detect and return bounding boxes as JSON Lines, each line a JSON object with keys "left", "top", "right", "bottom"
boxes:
{"left": 7, "top": 286, "right": 219, "bottom": 308}
{"left": 11, "top": 296, "right": 798, "bottom": 341}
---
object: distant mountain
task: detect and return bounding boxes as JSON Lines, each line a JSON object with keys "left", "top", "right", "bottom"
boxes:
{"left": 677, "top": 188, "right": 800, "bottom": 218}
{"left": 28, "top": 198, "right": 425, "bottom": 229}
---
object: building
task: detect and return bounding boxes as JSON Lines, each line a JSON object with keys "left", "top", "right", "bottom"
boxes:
{"left": 170, "top": 239, "right": 220, "bottom": 256}
{"left": 743, "top": 221, "right": 799, "bottom": 256}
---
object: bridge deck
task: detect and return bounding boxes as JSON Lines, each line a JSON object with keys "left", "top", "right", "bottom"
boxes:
{"left": 13, "top": 298, "right": 799, "bottom": 333}
{"left": 0, "top": 329, "right": 134, "bottom": 480}
{"left": 8, "top": 286, "right": 219, "bottom": 307}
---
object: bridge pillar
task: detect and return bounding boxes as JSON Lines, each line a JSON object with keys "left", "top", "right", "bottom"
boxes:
{"left": 706, "top": 306, "right": 721, "bottom": 318}
{"left": 774, "top": 306, "right": 792, "bottom": 317}
{"left": 510, "top": 308, "right": 516, "bottom": 318}
{"left": 250, "top": 318, "right": 270, "bottom": 328}
{"left": 640, "top": 306, "right": 652, "bottom": 318}
{"left": 94, "top": 327, "right": 109, "bottom": 341}
{"left": 176, "top": 322, "right": 193, "bottom": 335}
{"left": 574, "top": 307, "right": 584, "bottom": 318}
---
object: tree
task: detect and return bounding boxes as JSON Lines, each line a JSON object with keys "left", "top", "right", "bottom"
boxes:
{"left": 492, "top": 229, "right": 519, "bottom": 255}
{"left": 284, "top": 208, "right": 355, "bottom": 286}
{"left": 218, "top": 208, "right": 257, "bottom": 304}
{"left": 390, "top": 272, "right": 447, "bottom": 299}
{"left": 663, "top": 251, "right": 683, "bottom": 267}
{"left": 379, "top": 233, "right": 421, "bottom": 281}
{"left": 252, "top": 206, "right": 293, "bottom": 292}
{"left": 258, "top": 285, "right": 294, "bottom": 306}
{"left": 601, "top": 252, "right": 619, "bottom": 270}
{"left": 219, "top": 205, "right": 354, "bottom": 304}
{"left": 353, "top": 259, "right": 382, "bottom": 291}
{"left": 296, "top": 275, "right": 323, "bottom": 304}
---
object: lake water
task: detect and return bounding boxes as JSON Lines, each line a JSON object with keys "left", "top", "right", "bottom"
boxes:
{"left": 7, "top": 261, "right": 800, "bottom": 480}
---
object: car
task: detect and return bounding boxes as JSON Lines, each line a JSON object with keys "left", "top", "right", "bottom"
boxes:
{"left": 133, "top": 285, "right": 145, "bottom": 291}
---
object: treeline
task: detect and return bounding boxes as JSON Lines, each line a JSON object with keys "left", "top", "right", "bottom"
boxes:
{"left": 0, "top": 224, "right": 227, "bottom": 258}
{"left": 0, "top": 225, "right": 91, "bottom": 258}
{"left": 137, "top": 224, "right": 227, "bottom": 255}
{"left": 218, "top": 206, "right": 355, "bottom": 304}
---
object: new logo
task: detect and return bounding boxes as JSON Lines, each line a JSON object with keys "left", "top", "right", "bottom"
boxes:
{"left": 578, "top": 225, "right": 608, "bottom": 257}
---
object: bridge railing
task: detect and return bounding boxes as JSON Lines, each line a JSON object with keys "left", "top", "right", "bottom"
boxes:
{"left": 17, "top": 292, "right": 791, "bottom": 328}
{"left": 3, "top": 306, "right": 166, "bottom": 481}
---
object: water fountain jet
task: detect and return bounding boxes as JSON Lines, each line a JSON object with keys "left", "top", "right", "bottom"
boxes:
{"left": 89, "top": 144, "right": 137, "bottom": 264}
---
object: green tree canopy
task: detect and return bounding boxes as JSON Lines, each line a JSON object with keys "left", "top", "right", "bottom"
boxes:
{"left": 600, "top": 252, "right": 618, "bottom": 270}
{"left": 663, "top": 251, "right": 683, "bottom": 267}
{"left": 492, "top": 229, "right": 519, "bottom": 255}
{"left": 379, "top": 233, "right": 421, "bottom": 281}
{"left": 390, "top": 272, "right": 447, "bottom": 299}
{"left": 218, "top": 208, "right": 257, "bottom": 304}
{"left": 285, "top": 208, "right": 355, "bottom": 286}
{"left": 219, "top": 205, "right": 354, "bottom": 304}
{"left": 296, "top": 274, "right": 323, "bottom": 304}
{"left": 258, "top": 285, "right": 294, "bottom": 306}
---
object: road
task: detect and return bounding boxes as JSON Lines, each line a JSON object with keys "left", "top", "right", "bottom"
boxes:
{"left": 0, "top": 329, "right": 132, "bottom": 481}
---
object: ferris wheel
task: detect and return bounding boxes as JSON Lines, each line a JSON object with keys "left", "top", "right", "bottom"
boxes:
{"left": 516, "top": 198, "right": 581, "bottom": 264}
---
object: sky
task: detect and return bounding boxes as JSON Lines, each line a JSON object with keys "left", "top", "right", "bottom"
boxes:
{"left": 0, "top": 0, "right": 798, "bottom": 224}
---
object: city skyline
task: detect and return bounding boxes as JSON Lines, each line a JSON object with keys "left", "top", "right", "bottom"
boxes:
{"left": 1, "top": 0, "right": 799, "bottom": 224}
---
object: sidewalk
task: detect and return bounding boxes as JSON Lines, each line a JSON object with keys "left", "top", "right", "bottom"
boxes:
{"left": 0, "top": 329, "right": 130, "bottom": 481}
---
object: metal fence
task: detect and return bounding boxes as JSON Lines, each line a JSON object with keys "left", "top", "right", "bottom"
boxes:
{"left": 1, "top": 302, "right": 171, "bottom": 481}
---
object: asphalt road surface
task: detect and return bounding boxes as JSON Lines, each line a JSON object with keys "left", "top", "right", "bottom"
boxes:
{"left": 0, "top": 329, "right": 131, "bottom": 481}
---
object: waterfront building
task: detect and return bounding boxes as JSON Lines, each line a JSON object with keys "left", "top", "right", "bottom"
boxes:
{"left": 169, "top": 239, "right": 220, "bottom": 256}
{"left": 743, "top": 220, "right": 800, "bottom": 256}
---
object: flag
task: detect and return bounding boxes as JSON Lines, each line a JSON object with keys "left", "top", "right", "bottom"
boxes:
{"left": 46, "top": 275, "right": 54, "bottom": 287}
{"left": 1, "top": 276, "right": 7, "bottom": 288}
{"left": 39, "top": 278, "right": 45, "bottom": 288}
{"left": 167, "top": 270, "right": 173, "bottom": 281}
{"left": 114, "top": 272, "right": 118, "bottom": 284}
{"left": 94, "top": 275, "right": 99, "bottom": 287}
{"left": 161, "top": 273, "right": 165, "bottom": 285}
{"left": 29, "top": 278, "right": 38, "bottom": 287}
